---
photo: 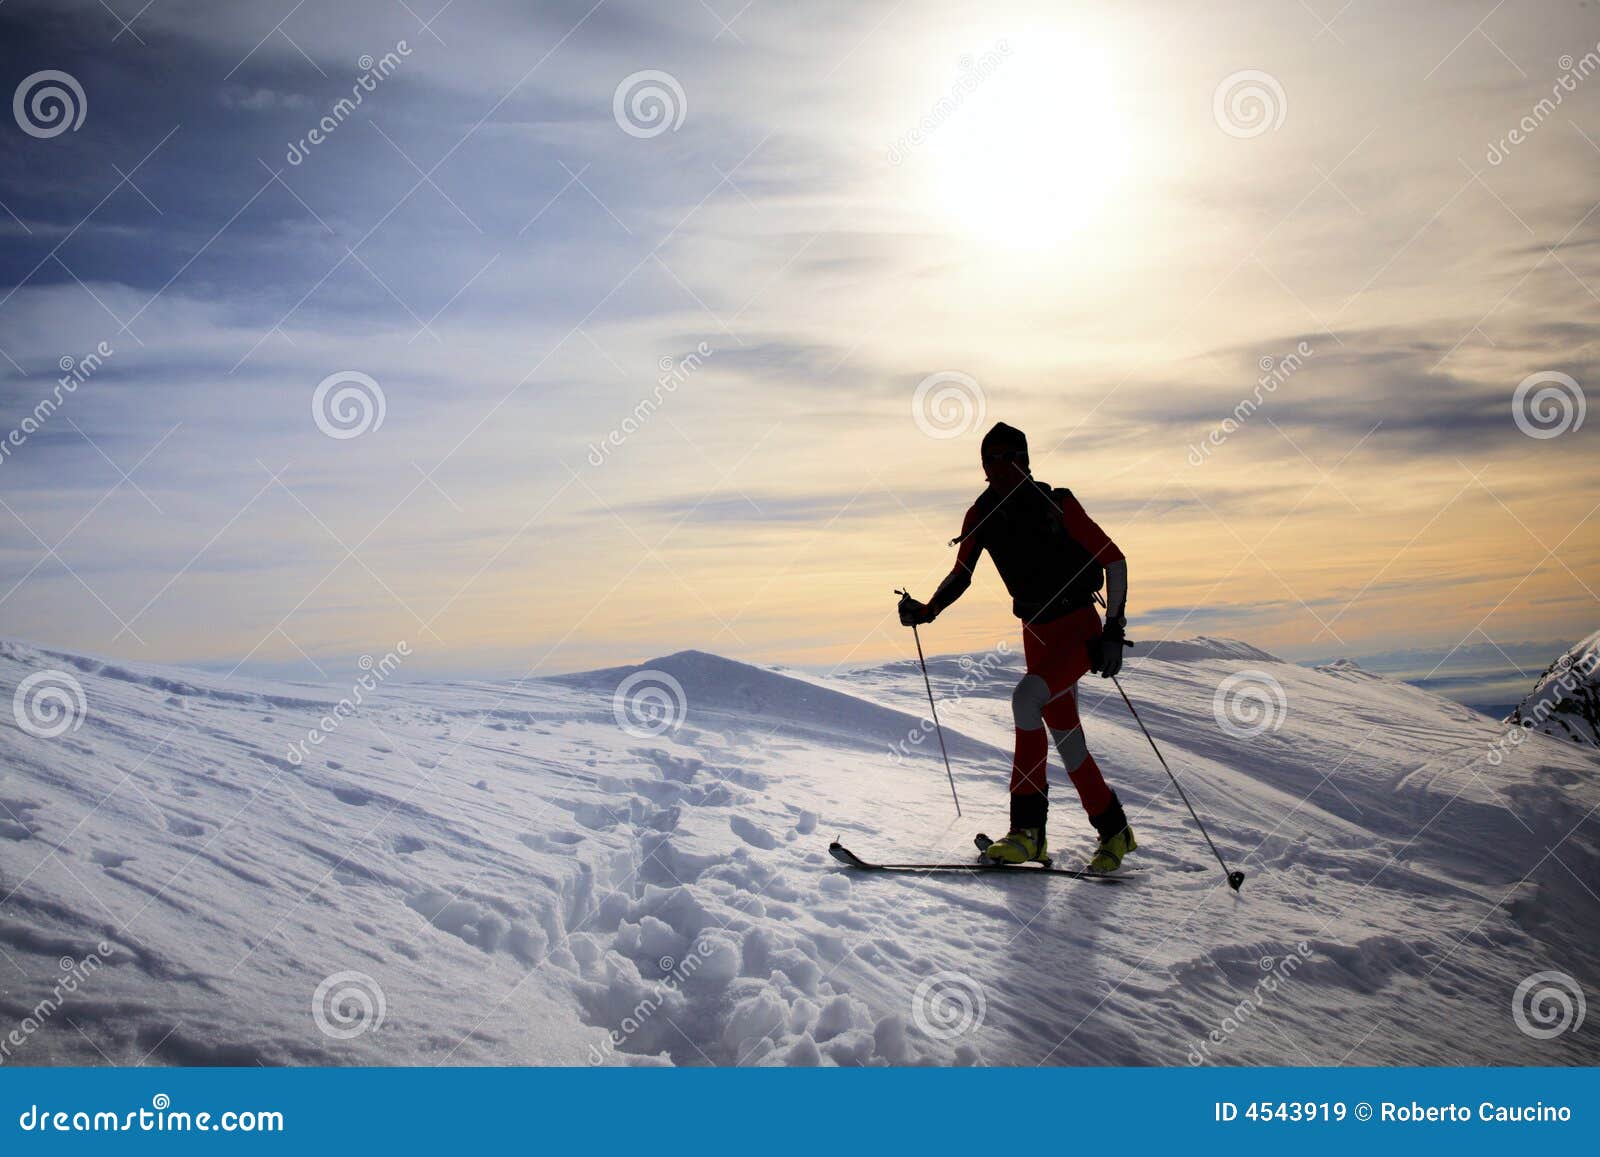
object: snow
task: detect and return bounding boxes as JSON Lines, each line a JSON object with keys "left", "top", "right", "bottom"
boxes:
{"left": 1506, "top": 628, "right": 1600, "bottom": 750}
{"left": 1, "top": 631, "right": 1597, "bottom": 1067}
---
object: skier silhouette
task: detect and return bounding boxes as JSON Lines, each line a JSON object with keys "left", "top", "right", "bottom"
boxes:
{"left": 897, "top": 421, "right": 1136, "bottom": 872}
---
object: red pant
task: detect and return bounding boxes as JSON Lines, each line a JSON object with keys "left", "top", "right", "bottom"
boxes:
{"left": 1010, "top": 606, "right": 1113, "bottom": 819}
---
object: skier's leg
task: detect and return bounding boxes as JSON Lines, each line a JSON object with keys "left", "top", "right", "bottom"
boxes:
{"left": 1036, "top": 605, "right": 1100, "bottom": 816}
{"left": 1008, "top": 672, "right": 1051, "bottom": 832}
{"left": 1042, "top": 685, "right": 1112, "bottom": 818}
{"left": 984, "top": 623, "right": 1057, "bottom": 862}
{"left": 1038, "top": 607, "right": 1134, "bottom": 867}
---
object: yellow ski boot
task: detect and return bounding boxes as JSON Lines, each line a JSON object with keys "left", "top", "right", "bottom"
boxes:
{"left": 982, "top": 827, "right": 1048, "bottom": 865}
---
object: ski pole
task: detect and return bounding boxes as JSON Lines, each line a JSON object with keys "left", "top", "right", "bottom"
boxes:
{"left": 895, "top": 588, "right": 962, "bottom": 817}
{"left": 1109, "top": 677, "right": 1244, "bottom": 891}
{"left": 1091, "top": 593, "right": 1244, "bottom": 891}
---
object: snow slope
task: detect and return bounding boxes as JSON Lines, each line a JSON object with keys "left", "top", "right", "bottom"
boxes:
{"left": 1, "top": 634, "right": 1596, "bottom": 1067}
{"left": 1507, "top": 628, "right": 1600, "bottom": 750}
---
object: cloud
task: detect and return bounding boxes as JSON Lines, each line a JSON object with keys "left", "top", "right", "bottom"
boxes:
{"left": 2, "top": 0, "right": 1597, "bottom": 673}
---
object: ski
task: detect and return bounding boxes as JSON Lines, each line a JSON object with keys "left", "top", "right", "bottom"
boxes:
{"left": 828, "top": 840, "right": 1131, "bottom": 883}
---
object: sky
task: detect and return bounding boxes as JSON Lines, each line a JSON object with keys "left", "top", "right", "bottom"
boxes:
{"left": 0, "top": 0, "right": 1597, "bottom": 684}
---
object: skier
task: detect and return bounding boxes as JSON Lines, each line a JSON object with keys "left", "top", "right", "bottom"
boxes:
{"left": 896, "top": 421, "right": 1136, "bottom": 872}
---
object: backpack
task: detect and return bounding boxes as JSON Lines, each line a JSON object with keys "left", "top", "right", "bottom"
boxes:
{"left": 960, "top": 480, "right": 1104, "bottom": 622}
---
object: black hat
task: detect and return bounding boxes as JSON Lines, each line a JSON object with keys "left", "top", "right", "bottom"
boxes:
{"left": 981, "top": 421, "right": 1028, "bottom": 460}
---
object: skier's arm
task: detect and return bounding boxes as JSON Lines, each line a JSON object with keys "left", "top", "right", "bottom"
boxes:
{"left": 1104, "top": 558, "right": 1128, "bottom": 622}
{"left": 1060, "top": 492, "right": 1127, "bottom": 620}
{"left": 924, "top": 505, "right": 984, "bottom": 619}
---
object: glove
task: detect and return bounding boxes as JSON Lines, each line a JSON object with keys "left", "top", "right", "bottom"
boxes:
{"left": 1093, "top": 615, "right": 1125, "bottom": 678}
{"left": 897, "top": 593, "right": 934, "bottom": 627}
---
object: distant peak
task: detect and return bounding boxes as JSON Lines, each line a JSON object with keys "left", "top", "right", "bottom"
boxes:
{"left": 1316, "top": 657, "right": 1368, "bottom": 673}
{"left": 1134, "top": 636, "right": 1281, "bottom": 664}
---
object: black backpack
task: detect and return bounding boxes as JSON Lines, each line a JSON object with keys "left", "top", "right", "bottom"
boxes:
{"left": 959, "top": 480, "right": 1104, "bottom": 622}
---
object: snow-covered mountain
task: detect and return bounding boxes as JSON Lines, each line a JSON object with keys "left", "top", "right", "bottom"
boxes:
{"left": 1507, "top": 629, "right": 1600, "bottom": 750}
{"left": 1, "top": 634, "right": 1596, "bottom": 1067}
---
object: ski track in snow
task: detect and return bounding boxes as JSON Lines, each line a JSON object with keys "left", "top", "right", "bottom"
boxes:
{"left": 0, "top": 637, "right": 1597, "bottom": 1067}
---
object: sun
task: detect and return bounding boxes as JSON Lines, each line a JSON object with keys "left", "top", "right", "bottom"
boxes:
{"left": 927, "top": 32, "right": 1131, "bottom": 248}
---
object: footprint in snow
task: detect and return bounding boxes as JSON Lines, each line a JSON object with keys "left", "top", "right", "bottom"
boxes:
{"left": 730, "top": 815, "right": 778, "bottom": 850}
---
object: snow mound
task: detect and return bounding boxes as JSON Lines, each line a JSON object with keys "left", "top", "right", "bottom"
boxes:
{"left": 1132, "top": 636, "right": 1281, "bottom": 664}
{"left": 548, "top": 649, "right": 1000, "bottom": 760}
{"left": 1506, "top": 628, "right": 1600, "bottom": 748}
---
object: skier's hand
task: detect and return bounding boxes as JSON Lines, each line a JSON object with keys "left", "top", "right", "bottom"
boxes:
{"left": 897, "top": 593, "right": 934, "bottom": 627}
{"left": 1094, "top": 617, "right": 1125, "bottom": 678}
